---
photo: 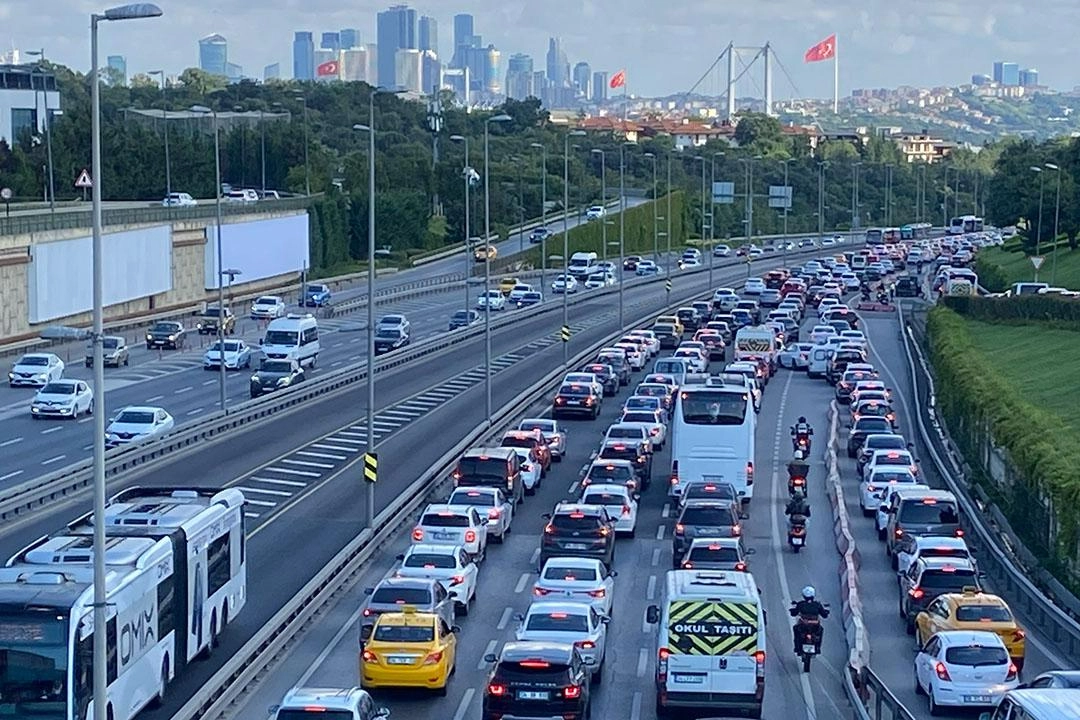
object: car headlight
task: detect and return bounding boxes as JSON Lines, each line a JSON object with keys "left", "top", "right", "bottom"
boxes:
{"left": 36, "top": 373, "right": 47, "bottom": 380}
{"left": 276, "top": 377, "right": 289, "bottom": 386}
{"left": 146, "top": 334, "right": 153, "bottom": 341}
{"left": 250, "top": 375, "right": 259, "bottom": 382}
{"left": 168, "top": 334, "right": 176, "bottom": 341}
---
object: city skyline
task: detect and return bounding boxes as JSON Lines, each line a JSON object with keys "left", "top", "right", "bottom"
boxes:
{"left": 3, "top": 1, "right": 1077, "bottom": 98}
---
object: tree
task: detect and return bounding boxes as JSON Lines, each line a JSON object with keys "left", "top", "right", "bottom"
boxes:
{"left": 733, "top": 112, "right": 783, "bottom": 151}
{"left": 130, "top": 73, "right": 158, "bottom": 89}
{"left": 177, "top": 67, "right": 227, "bottom": 95}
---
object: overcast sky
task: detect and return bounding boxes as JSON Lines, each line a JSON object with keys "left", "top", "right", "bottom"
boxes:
{"left": 2, "top": 0, "right": 1077, "bottom": 98}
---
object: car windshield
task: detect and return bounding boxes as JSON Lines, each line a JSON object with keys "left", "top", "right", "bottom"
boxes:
{"left": 308, "top": 285, "right": 328, "bottom": 293}
{"left": 115, "top": 410, "right": 154, "bottom": 424}
{"left": 40, "top": 383, "right": 75, "bottom": 395}
{"left": 151, "top": 323, "right": 178, "bottom": 332}
{"left": 452, "top": 312, "right": 470, "bottom": 320}
{"left": 543, "top": 566, "right": 597, "bottom": 581}
{"left": 255, "top": 298, "right": 276, "bottom": 306}
{"left": 265, "top": 330, "right": 299, "bottom": 345}
{"left": 404, "top": 553, "right": 455, "bottom": 569}
{"left": 370, "top": 587, "right": 432, "bottom": 605}
{"left": 955, "top": 605, "right": 1013, "bottom": 623}
{"left": 209, "top": 341, "right": 240, "bottom": 352}
{"left": 372, "top": 624, "right": 434, "bottom": 643}
{"left": 261, "top": 361, "right": 293, "bottom": 373}
{"left": 102, "top": 338, "right": 119, "bottom": 349}
{"left": 679, "top": 391, "right": 748, "bottom": 425}
{"left": 680, "top": 506, "right": 736, "bottom": 526}
{"left": 687, "top": 545, "right": 740, "bottom": 562}
{"left": 525, "top": 613, "right": 590, "bottom": 633}
{"left": 944, "top": 645, "right": 1008, "bottom": 667}
{"left": 855, "top": 418, "right": 892, "bottom": 433}
{"left": 919, "top": 569, "right": 977, "bottom": 590}
{"left": 18, "top": 356, "right": 48, "bottom": 366}
{"left": 900, "top": 501, "right": 959, "bottom": 524}
{"left": 421, "top": 513, "right": 470, "bottom": 527}
{"left": 867, "top": 436, "right": 904, "bottom": 451}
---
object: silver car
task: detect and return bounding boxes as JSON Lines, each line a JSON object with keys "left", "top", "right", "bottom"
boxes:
{"left": 359, "top": 576, "right": 455, "bottom": 644}
{"left": 515, "top": 600, "right": 608, "bottom": 680}
{"left": 517, "top": 417, "right": 567, "bottom": 460}
{"left": 447, "top": 487, "right": 514, "bottom": 542}
{"left": 85, "top": 336, "right": 129, "bottom": 368}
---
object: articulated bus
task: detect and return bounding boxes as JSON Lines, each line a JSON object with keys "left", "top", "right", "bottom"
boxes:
{"left": 669, "top": 384, "right": 756, "bottom": 503}
{"left": 0, "top": 487, "right": 246, "bottom": 720}
{"left": 901, "top": 223, "right": 932, "bottom": 240}
{"left": 948, "top": 215, "right": 984, "bottom": 235}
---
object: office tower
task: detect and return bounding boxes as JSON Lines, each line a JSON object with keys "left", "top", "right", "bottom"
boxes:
{"left": 293, "top": 31, "right": 315, "bottom": 80}
{"left": 505, "top": 53, "right": 534, "bottom": 100}
{"left": 592, "top": 71, "right": 608, "bottom": 101}
{"left": 321, "top": 32, "right": 341, "bottom": 52}
{"left": 226, "top": 63, "right": 243, "bottom": 81}
{"left": 463, "top": 44, "right": 499, "bottom": 94}
{"left": 341, "top": 48, "right": 368, "bottom": 82}
{"left": 377, "top": 4, "right": 418, "bottom": 88}
{"left": 993, "top": 61, "right": 1019, "bottom": 86}
{"left": 442, "top": 67, "right": 469, "bottom": 101}
{"left": 421, "top": 50, "right": 442, "bottom": 92}
{"left": 1019, "top": 68, "right": 1039, "bottom": 87}
{"left": 572, "top": 61, "right": 591, "bottom": 99}
{"left": 395, "top": 48, "right": 423, "bottom": 93}
{"left": 992, "top": 61, "right": 1004, "bottom": 83}
{"left": 482, "top": 45, "right": 501, "bottom": 94}
{"left": 340, "top": 28, "right": 361, "bottom": 50}
{"left": 971, "top": 74, "right": 990, "bottom": 86}
{"left": 419, "top": 16, "right": 438, "bottom": 55}
{"left": 264, "top": 63, "right": 281, "bottom": 81}
{"left": 106, "top": 55, "right": 127, "bottom": 86}
{"left": 315, "top": 49, "right": 338, "bottom": 82}
{"left": 533, "top": 70, "right": 548, "bottom": 103}
{"left": 452, "top": 13, "right": 474, "bottom": 67}
{"left": 199, "top": 34, "right": 228, "bottom": 76}
{"left": 546, "top": 37, "right": 569, "bottom": 88}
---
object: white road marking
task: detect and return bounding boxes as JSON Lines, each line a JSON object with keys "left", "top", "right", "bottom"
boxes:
{"left": 453, "top": 688, "right": 476, "bottom": 720}
{"left": 497, "top": 607, "right": 514, "bottom": 631}
{"left": 281, "top": 458, "right": 334, "bottom": 469}
{"left": 637, "top": 647, "right": 649, "bottom": 676}
{"left": 187, "top": 408, "right": 204, "bottom": 416}
{"left": 237, "top": 486, "right": 292, "bottom": 497}
{"left": 202, "top": 379, "right": 215, "bottom": 386}
{"left": 330, "top": 361, "right": 343, "bottom": 367}
{"left": 478, "top": 640, "right": 498, "bottom": 670}
{"left": 646, "top": 575, "right": 657, "bottom": 600}
{"left": 661, "top": 503, "right": 670, "bottom": 518}
{"left": 336, "top": 431, "right": 367, "bottom": 440}
{"left": 243, "top": 512, "right": 260, "bottom": 518}
{"left": 530, "top": 547, "right": 540, "bottom": 565}
{"left": 655, "top": 525, "right": 666, "bottom": 540}
{"left": 41, "top": 426, "right": 63, "bottom": 434}
{"left": 78, "top": 417, "right": 93, "bottom": 424}
{"left": 265, "top": 467, "right": 321, "bottom": 477}
{"left": 41, "top": 455, "right": 66, "bottom": 465}
{"left": 372, "top": 421, "right": 401, "bottom": 431}
{"left": 567, "top": 481, "right": 578, "bottom": 495}
{"left": 380, "top": 410, "right": 417, "bottom": 421}
{"left": 175, "top": 386, "right": 193, "bottom": 394}
{"left": 630, "top": 691, "right": 643, "bottom": 720}
{"left": 312, "top": 442, "right": 359, "bottom": 452}
{"left": 146, "top": 395, "right": 164, "bottom": 402}
{"left": 0, "top": 437, "right": 23, "bottom": 447}
{"left": 248, "top": 477, "right": 306, "bottom": 487}
{"left": 297, "top": 450, "right": 347, "bottom": 461}
{"left": 514, "top": 573, "right": 530, "bottom": 593}
{"left": 0, "top": 470, "right": 23, "bottom": 481}
{"left": 651, "top": 548, "right": 661, "bottom": 566}
{"left": 245, "top": 498, "right": 277, "bottom": 507}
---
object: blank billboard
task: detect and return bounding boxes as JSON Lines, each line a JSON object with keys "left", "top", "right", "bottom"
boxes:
{"left": 28, "top": 225, "right": 172, "bottom": 324}
{"left": 204, "top": 214, "right": 310, "bottom": 289}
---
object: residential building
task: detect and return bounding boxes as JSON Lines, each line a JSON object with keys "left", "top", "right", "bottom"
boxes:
{"left": 377, "top": 4, "right": 418, "bottom": 89}
{"left": 341, "top": 47, "right": 371, "bottom": 82}
{"left": 226, "top": 63, "right": 243, "bottom": 82}
{"left": 572, "top": 61, "right": 591, "bottom": 99}
{"left": 264, "top": 63, "right": 281, "bottom": 81}
{"left": 0, "top": 64, "right": 60, "bottom": 145}
{"left": 419, "top": 16, "right": 438, "bottom": 55}
{"left": 452, "top": 13, "right": 475, "bottom": 68}
{"left": 592, "top": 71, "right": 608, "bottom": 102}
{"left": 893, "top": 133, "right": 954, "bottom": 163}
{"left": 505, "top": 53, "right": 534, "bottom": 100}
{"left": 321, "top": 32, "right": 341, "bottom": 52}
{"left": 106, "top": 55, "right": 127, "bottom": 86}
{"left": 198, "top": 34, "right": 228, "bottom": 77}
{"left": 1019, "top": 68, "right": 1039, "bottom": 87}
{"left": 340, "top": 28, "right": 361, "bottom": 50}
{"left": 293, "top": 31, "right": 315, "bottom": 80}
{"left": 546, "top": 37, "right": 569, "bottom": 88}
{"left": 993, "top": 61, "right": 1020, "bottom": 86}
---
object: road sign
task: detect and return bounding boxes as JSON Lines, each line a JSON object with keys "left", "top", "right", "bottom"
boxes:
{"left": 363, "top": 452, "right": 378, "bottom": 483}
{"left": 1031, "top": 256, "right": 1045, "bottom": 270}
{"left": 560, "top": 325, "right": 570, "bottom": 343}
{"left": 74, "top": 169, "right": 93, "bottom": 189}
{"left": 0, "top": 188, "right": 11, "bottom": 200}
{"left": 665, "top": 279, "right": 672, "bottom": 292}
{"left": 712, "top": 181, "right": 735, "bottom": 205}
{"left": 768, "top": 185, "right": 792, "bottom": 209}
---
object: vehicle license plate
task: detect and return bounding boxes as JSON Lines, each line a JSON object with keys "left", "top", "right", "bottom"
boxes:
{"left": 518, "top": 690, "right": 549, "bottom": 700}
{"left": 802, "top": 644, "right": 817, "bottom": 654}
{"left": 792, "top": 537, "right": 804, "bottom": 546}
{"left": 674, "top": 674, "right": 705, "bottom": 684}
{"left": 432, "top": 531, "right": 456, "bottom": 541}
{"left": 566, "top": 543, "right": 587, "bottom": 550}
{"left": 387, "top": 656, "right": 413, "bottom": 665}
{"left": 964, "top": 695, "right": 991, "bottom": 703}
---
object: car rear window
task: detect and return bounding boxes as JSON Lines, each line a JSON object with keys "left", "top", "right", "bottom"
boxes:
{"left": 687, "top": 545, "right": 740, "bottom": 562}
{"left": 457, "top": 457, "right": 508, "bottom": 480}
{"left": 955, "top": 605, "right": 1013, "bottom": 623}
{"left": 495, "top": 661, "right": 572, "bottom": 683}
{"left": 855, "top": 418, "right": 892, "bottom": 433}
{"left": 371, "top": 587, "right": 432, "bottom": 605}
{"left": 421, "top": 513, "right": 470, "bottom": 527}
{"left": 608, "top": 427, "right": 643, "bottom": 439}
{"left": 277, "top": 711, "right": 353, "bottom": 720}
{"left": 944, "top": 645, "right": 1008, "bottom": 666}
{"left": 679, "top": 506, "right": 736, "bottom": 526}
{"left": 600, "top": 446, "right": 637, "bottom": 460}
{"left": 622, "top": 412, "right": 657, "bottom": 424}
{"left": 551, "top": 513, "right": 604, "bottom": 531}
{"left": 683, "top": 484, "right": 737, "bottom": 501}
{"left": 588, "top": 464, "right": 633, "bottom": 481}
{"left": 919, "top": 569, "right": 977, "bottom": 590}
{"left": 501, "top": 436, "right": 537, "bottom": 450}
{"left": 404, "top": 553, "right": 455, "bottom": 569}
{"left": 450, "top": 491, "right": 495, "bottom": 507}
{"left": 525, "top": 613, "right": 589, "bottom": 633}
{"left": 581, "top": 492, "right": 627, "bottom": 506}
{"left": 899, "top": 500, "right": 959, "bottom": 524}
{"left": 373, "top": 624, "right": 434, "bottom": 643}
{"left": 543, "top": 565, "right": 597, "bottom": 581}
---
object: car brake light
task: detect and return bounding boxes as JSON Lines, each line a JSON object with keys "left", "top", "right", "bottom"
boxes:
{"left": 520, "top": 660, "right": 550, "bottom": 668}
{"left": 588, "top": 588, "right": 607, "bottom": 598}
{"left": 465, "top": 530, "right": 477, "bottom": 543}
{"left": 934, "top": 661, "right": 951, "bottom": 681}
{"left": 488, "top": 508, "right": 501, "bottom": 519}
{"left": 362, "top": 608, "right": 372, "bottom": 617}
{"left": 450, "top": 575, "right": 465, "bottom": 585}
{"left": 955, "top": 529, "right": 964, "bottom": 538}
{"left": 424, "top": 650, "right": 444, "bottom": 665}
{"left": 622, "top": 505, "right": 631, "bottom": 516}
{"left": 754, "top": 650, "right": 766, "bottom": 665}
{"left": 1012, "top": 629, "right": 1026, "bottom": 641}
{"left": 895, "top": 527, "right": 904, "bottom": 539}
{"left": 362, "top": 649, "right": 378, "bottom": 663}
{"left": 735, "top": 562, "right": 747, "bottom": 571}
{"left": 682, "top": 561, "right": 693, "bottom": 568}
{"left": 574, "top": 640, "right": 596, "bottom": 649}
{"left": 412, "top": 528, "right": 424, "bottom": 541}
{"left": 675, "top": 523, "right": 685, "bottom": 535}
{"left": 563, "top": 685, "right": 582, "bottom": 699}
{"left": 451, "top": 470, "right": 462, "bottom": 480}
{"left": 910, "top": 587, "right": 924, "bottom": 599}
{"left": 534, "top": 587, "right": 551, "bottom": 596}
{"left": 1006, "top": 662, "right": 1018, "bottom": 681}
{"left": 487, "top": 683, "right": 507, "bottom": 696}
{"left": 569, "top": 512, "right": 585, "bottom": 519}
{"left": 670, "top": 461, "right": 679, "bottom": 486}
{"left": 732, "top": 524, "right": 742, "bottom": 536}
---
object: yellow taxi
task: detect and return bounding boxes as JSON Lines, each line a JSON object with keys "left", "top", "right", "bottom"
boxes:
{"left": 498, "top": 277, "right": 520, "bottom": 295}
{"left": 360, "top": 607, "right": 458, "bottom": 694}
{"left": 474, "top": 244, "right": 497, "bottom": 262}
{"left": 655, "top": 314, "right": 684, "bottom": 335}
{"left": 915, "top": 590, "right": 1026, "bottom": 667}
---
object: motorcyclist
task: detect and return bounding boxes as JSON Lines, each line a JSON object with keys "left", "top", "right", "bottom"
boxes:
{"left": 790, "top": 586, "right": 830, "bottom": 653}
{"left": 787, "top": 451, "right": 810, "bottom": 482}
{"left": 791, "top": 418, "right": 813, "bottom": 451}
{"left": 785, "top": 488, "right": 811, "bottom": 523}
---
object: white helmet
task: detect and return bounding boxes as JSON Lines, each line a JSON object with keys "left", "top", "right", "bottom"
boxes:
{"left": 794, "top": 450, "right": 805, "bottom": 461}
{"left": 801, "top": 585, "right": 816, "bottom": 600}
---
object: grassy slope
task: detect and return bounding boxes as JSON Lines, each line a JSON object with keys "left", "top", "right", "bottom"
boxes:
{"left": 978, "top": 245, "right": 1080, "bottom": 289}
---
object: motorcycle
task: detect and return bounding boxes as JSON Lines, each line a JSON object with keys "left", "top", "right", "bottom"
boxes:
{"left": 790, "top": 609, "right": 827, "bottom": 672}
{"left": 788, "top": 475, "right": 807, "bottom": 497}
{"left": 787, "top": 515, "right": 807, "bottom": 553}
{"left": 792, "top": 433, "right": 811, "bottom": 453}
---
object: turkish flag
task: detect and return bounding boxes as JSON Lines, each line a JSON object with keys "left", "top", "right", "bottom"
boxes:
{"left": 609, "top": 69, "right": 626, "bottom": 89}
{"left": 804, "top": 34, "right": 836, "bottom": 63}
{"left": 317, "top": 60, "right": 339, "bottom": 76}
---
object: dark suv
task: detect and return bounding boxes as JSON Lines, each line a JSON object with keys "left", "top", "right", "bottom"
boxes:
{"left": 359, "top": 576, "right": 454, "bottom": 645}
{"left": 195, "top": 305, "right": 236, "bottom": 335}
{"left": 847, "top": 416, "right": 894, "bottom": 457}
{"left": 540, "top": 503, "right": 616, "bottom": 569}
{"left": 596, "top": 439, "right": 652, "bottom": 489}
{"left": 672, "top": 500, "right": 747, "bottom": 567}
{"left": 582, "top": 362, "right": 619, "bottom": 396}
{"left": 145, "top": 321, "right": 186, "bottom": 350}
{"left": 482, "top": 641, "right": 593, "bottom": 720}
{"left": 898, "top": 557, "right": 981, "bottom": 634}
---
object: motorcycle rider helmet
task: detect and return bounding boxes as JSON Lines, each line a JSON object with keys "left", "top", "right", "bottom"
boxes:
{"left": 797, "top": 416, "right": 807, "bottom": 424}
{"left": 793, "top": 449, "right": 805, "bottom": 460}
{"left": 801, "top": 585, "right": 816, "bottom": 601}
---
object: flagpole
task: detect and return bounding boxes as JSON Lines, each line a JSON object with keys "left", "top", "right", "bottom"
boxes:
{"left": 833, "top": 36, "right": 839, "bottom": 114}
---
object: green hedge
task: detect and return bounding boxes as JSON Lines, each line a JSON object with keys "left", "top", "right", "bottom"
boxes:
{"left": 942, "top": 295, "right": 1080, "bottom": 329}
{"left": 927, "top": 306, "right": 1080, "bottom": 566}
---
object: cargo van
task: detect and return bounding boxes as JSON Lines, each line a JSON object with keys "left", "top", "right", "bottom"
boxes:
{"left": 262, "top": 313, "right": 320, "bottom": 367}
{"left": 653, "top": 357, "right": 691, "bottom": 386}
{"left": 734, "top": 326, "right": 779, "bottom": 369}
{"left": 647, "top": 570, "right": 766, "bottom": 718}
{"left": 567, "top": 251, "right": 599, "bottom": 278}
{"left": 808, "top": 345, "right": 835, "bottom": 379}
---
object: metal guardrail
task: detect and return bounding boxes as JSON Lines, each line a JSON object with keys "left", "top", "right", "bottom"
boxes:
{"left": 898, "top": 301, "right": 1080, "bottom": 663}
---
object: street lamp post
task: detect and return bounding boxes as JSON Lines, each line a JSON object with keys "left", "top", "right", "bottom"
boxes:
{"left": 148, "top": 70, "right": 171, "bottom": 205}
{"left": 618, "top": 143, "right": 631, "bottom": 331}
{"left": 592, "top": 149, "right": 607, "bottom": 262}
{"left": 483, "top": 115, "right": 512, "bottom": 425}
{"left": 709, "top": 152, "right": 724, "bottom": 288}
{"left": 1046, "top": 162, "right": 1062, "bottom": 285}
{"left": 817, "top": 161, "right": 827, "bottom": 241}
{"left": 644, "top": 152, "right": 657, "bottom": 260}
{"left": 778, "top": 159, "right": 792, "bottom": 265}
{"left": 562, "top": 130, "right": 586, "bottom": 366}
{"left": 1031, "top": 165, "right": 1045, "bottom": 282}
{"left": 694, "top": 154, "right": 706, "bottom": 274}
{"left": 190, "top": 105, "right": 228, "bottom": 413}
{"left": 666, "top": 153, "right": 673, "bottom": 277}
{"left": 90, "top": 10, "right": 162, "bottom": 720}
{"left": 260, "top": 109, "right": 267, "bottom": 196}
{"left": 884, "top": 163, "right": 894, "bottom": 227}
{"left": 450, "top": 134, "right": 472, "bottom": 314}
{"left": 294, "top": 92, "right": 311, "bottom": 195}
{"left": 26, "top": 49, "right": 55, "bottom": 212}
{"left": 530, "top": 142, "right": 548, "bottom": 289}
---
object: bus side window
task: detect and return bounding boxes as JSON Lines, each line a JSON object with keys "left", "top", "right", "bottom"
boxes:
{"left": 301, "top": 326, "right": 318, "bottom": 346}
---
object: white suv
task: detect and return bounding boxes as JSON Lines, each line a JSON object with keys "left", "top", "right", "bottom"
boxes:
{"left": 272, "top": 687, "right": 388, "bottom": 720}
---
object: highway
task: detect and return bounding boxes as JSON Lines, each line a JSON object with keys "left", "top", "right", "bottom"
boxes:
{"left": 0, "top": 198, "right": 646, "bottom": 485}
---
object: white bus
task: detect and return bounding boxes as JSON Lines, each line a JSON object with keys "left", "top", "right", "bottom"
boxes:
{"left": 948, "top": 215, "right": 984, "bottom": 235}
{"left": 0, "top": 487, "right": 246, "bottom": 720}
{"left": 669, "top": 385, "right": 756, "bottom": 503}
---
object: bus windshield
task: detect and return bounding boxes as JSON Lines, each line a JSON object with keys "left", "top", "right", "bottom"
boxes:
{"left": 865, "top": 229, "right": 883, "bottom": 245}
{"left": 0, "top": 612, "right": 69, "bottom": 719}
{"left": 679, "top": 390, "right": 748, "bottom": 425}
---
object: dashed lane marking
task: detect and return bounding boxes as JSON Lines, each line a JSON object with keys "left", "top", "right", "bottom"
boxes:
{"left": 514, "top": 573, "right": 530, "bottom": 593}
{"left": 175, "top": 386, "right": 193, "bottom": 394}
{"left": 497, "top": 607, "right": 514, "bottom": 630}
{"left": 0, "top": 437, "right": 23, "bottom": 447}
{"left": 41, "top": 426, "right": 63, "bottom": 435}
{"left": 41, "top": 455, "right": 66, "bottom": 465}
{"left": 297, "top": 450, "right": 347, "bottom": 461}
{"left": 0, "top": 470, "right": 23, "bottom": 481}
{"left": 245, "top": 498, "right": 276, "bottom": 507}
{"left": 311, "top": 442, "right": 359, "bottom": 453}
{"left": 249, "top": 477, "right": 307, "bottom": 487}
{"left": 477, "top": 640, "right": 498, "bottom": 670}
{"left": 264, "top": 467, "right": 321, "bottom": 478}
{"left": 281, "top": 458, "right": 335, "bottom": 469}
{"left": 237, "top": 486, "right": 292, "bottom": 497}
{"left": 453, "top": 689, "right": 476, "bottom": 720}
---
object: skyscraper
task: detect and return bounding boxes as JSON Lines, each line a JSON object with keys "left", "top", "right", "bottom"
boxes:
{"left": 198, "top": 34, "right": 228, "bottom": 76}
{"left": 395, "top": 48, "right": 423, "bottom": 93}
{"left": 505, "top": 53, "right": 534, "bottom": 100}
{"left": 421, "top": 50, "right": 441, "bottom": 93}
{"left": 321, "top": 32, "right": 341, "bottom": 52}
{"left": 1019, "top": 68, "right": 1039, "bottom": 87}
{"left": 452, "top": 14, "right": 474, "bottom": 67}
{"left": 265, "top": 63, "right": 281, "bottom": 81}
{"left": 546, "top": 37, "right": 569, "bottom": 88}
{"left": 592, "top": 71, "right": 608, "bottom": 102}
{"left": 293, "top": 31, "right": 315, "bottom": 80}
{"left": 572, "top": 61, "right": 591, "bottom": 99}
{"left": 377, "top": 4, "right": 418, "bottom": 88}
{"left": 993, "top": 61, "right": 1019, "bottom": 86}
{"left": 106, "top": 55, "right": 127, "bottom": 86}
{"left": 419, "top": 16, "right": 438, "bottom": 55}
{"left": 341, "top": 47, "right": 371, "bottom": 82}
{"left": 339, "top": 28, "right": 361, "bottom": 50}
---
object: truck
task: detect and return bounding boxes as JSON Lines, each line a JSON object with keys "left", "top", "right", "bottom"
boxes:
{"left": 733, "top": 326, "right": 779, "bottom": 369}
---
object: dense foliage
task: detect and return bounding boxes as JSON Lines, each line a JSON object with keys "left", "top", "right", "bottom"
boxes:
{"left": 942, "top": 294, "right": 1080, "bottom": 327}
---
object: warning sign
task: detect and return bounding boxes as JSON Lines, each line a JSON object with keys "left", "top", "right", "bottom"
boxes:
{"left": 74, "top": 169, "right": 93, "bottom": 189}
{"left": 1031, "top": 256, "right": 1045, "bottom": 271}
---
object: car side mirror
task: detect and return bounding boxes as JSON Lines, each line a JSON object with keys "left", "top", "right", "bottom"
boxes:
{"left": 483, "top": 652, "right": 498, "bottom": 663}
{"left": 609, "top": 570, "right": 618, "bottom": 577}
{"left": 541, "top": 513, "right": 552, "bottom": 520}
{"left": 451, "top": 625, "right": 461, "bottom": 634}
{"left": 268, "top": 705, "right": 281, "bottom": 715}
{"left": 645, "top": 605, "right": 660, "bottom": 624}
{"left": 395, "top": 553, "right": 405, "bottom": 561}
{"left": 978, "top": 572, "right": 987, "bottom": 579}
{"left": 514, "top": 612, "right": 525, "bottom": 622}
{"left": 739, "top": 512, "right": 750, "bottom": 520}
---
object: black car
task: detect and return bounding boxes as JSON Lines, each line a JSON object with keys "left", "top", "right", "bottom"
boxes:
{"left": 691, "top": 301, "right": 712, "bottom": 323}
{"left": 652, "top": 324, "right": 680, "bottom": 349}
{"left": 553, "top": 383, "right": 603, "bottom": 419}
{"left": 582, "top": 362, "right": 619, "bottom": 396}
{"left": 250, "top": 359, "right": 305, "bottom": 398}
{"left": 672, "top": 500, "right": 747, "bottom": 567}
{"left": 540, "top": 503, "right": 616, "bottom": 569}
{"left": 847, "top": 416, "right": 895, "bottom": 457}
{"left": 895, "top": 276, "right": 921, "bottom": 297}
{"left": 597, "top": 439, "right": 652, "bottom": 488}
{"left": 529, "top": 226, "right": 552, "bottom": 244}
{"left": 623, "top": 255, "right": 642, "bottom": 271}
{"left": 675, "top": 308, "right": 700, "bottom": 332}
{"left": 826, "top": 349, "right": 866, "bottom": 385}
{"left": 373, "top": 328, "right": 409, "bottom": 354}
{"left": 145, "top": 321, "right": 186, "bottom": 350}
{"left": 449, "top": 309, "right": 481, "bottom": 330}
{"left": 595, "top": 353, "right": 631, "bottom": 386}
{"left": 483, "top": 641, "right": 593, "bottom": 720}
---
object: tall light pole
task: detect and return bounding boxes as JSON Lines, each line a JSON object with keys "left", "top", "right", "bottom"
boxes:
{"left": 817, "top": 161, "right": 827, "bottom": 241}
{"left": 644, "top": 152, "right": 657, "bottom": 260}
{"left": 884, "top": 163, "right": 894, "bottom": 227}
{"left": 450, "top": 134, "right": 472, "bottom": 313}
{"left": 591, "top": 149, "right": 607, "bottom": 261}
{"left": 694, "top": 155, "right": 707, "bottom": 270}
{"left": 1031, "top": 165, "right": 1045, "bottom": 282}
{"left": 778, "top": 159, "right": 792, "bottom": 264}
{"left": 259, "top": 109, "right": 267, "bottom": 195}
{"left": 1046, "top": 162, "right": 1062, "bottom": 285}
{"left": 530, "top": 142, "right": 548, "bottom": 289}
{"left": 562, "top": 129, "right": 586, "bottom": 366}
{"left": 25, "top": 49, "right": 55, "bottom": 212}
{"left": 666, "top": 152, "right": 673, "bottom": 277}
{"left": 190, "top": 105, "right": 228, "bottom": 412}
{"left": 740, "top": 156, "right": 760, "bottom": 244}
{"left": 91, "top": 10, "right": 162, "bottom": 720}
{"left": 851, "top": 161, "right": 863, "bottom": 239}
{"left": 294, "top": 91, "right": 311, "bottom": 195}
{"left": 483, "top": 114, "right": 512, "bottom": 424}
{"left": 618, "top": 143, "right": 631, "bottom": 330}
{"left": 148, "top": 69, "right": 171, "bottom": 205}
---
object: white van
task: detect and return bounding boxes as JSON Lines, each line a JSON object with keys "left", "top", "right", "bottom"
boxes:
{"left": 653, "top": 357, "right": 691, "bottom": 386}
{"left": 734, "top": 326, "right": 779, "bottom": 368}
{"left": 262, "top": 314, "right": 320, "bottom": 367}
{"left": 647, "top": 570, "right": 766, "bottom": 718}
{"left": 568, "top": 251, "right": 599, "bottom": 279}
{"left": 808, "top": 345, "right": 835, "bottom": 379}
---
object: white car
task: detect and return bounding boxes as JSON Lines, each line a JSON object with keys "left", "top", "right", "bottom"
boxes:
{"left": 852, "top": 380, "right": 892, "bottom": 404}
{"left": 817, "top": 297, "right": 841, "bottom": 317}
{"left": 508, "top": 283, "right": 534, "bottom": 302}
{"left": 250, "top": 295, "right": 286, "bottom": 319}
{"left": 897, "top": 536, "right": 976, "bottom": 575}
{"left": 622, "top": 394, "right": 667, "bottom": 421}
{"left": 743, "top": 277, "right": 766, "bottom": 294}
{"left": 713, "top": 244, "right": 731, "bottom": 257}
{"left": 447, "top": 487, "right": 514, "bottom": 543}
{"left": 580, "top": 483, "right": 638, "bottom": 537}
{"left": 411, "top": 504, "right": 489, "bottom": 561}
{"left": 105, "top": 406, "right": 175, "bottom": 448}
{"left": 395, "top": 543, "right": 478, "bottom": 614}
{"left": 563, "top": 372, "right": 604, "bottom": 398}
{"left": 613, "top": 342, "right": 646, "bottom": 370}
{"left": 584, "top": 272, "right": 615, "bottom": 289}
{"left": 810, "top": 325, "right": 837, "bottom": 344}
{"left": 680, "top": 257, "right": 701, "bottom": 269}
{"left": 203, "top": 339, "right": 253, "bottom": 370}
{"left": 777, "top": 342, "right": 815, "bottom": 369}
{"left": 9, "top": 353, "right": 64, "bottom": 387}
{"left": 626, "top": 329, "right": 660, "bottom": 356}
{"left": 620, "top": 410, "right": 667, "bottom": 449}
{"left": 913, "top": 630, "right": 1018, "bottom": 713}
{"left": 515, "top": 601, "right": 608, "bottom": 678}
{"left": 532, "top": 557, "right": 616, "bottom": 616}
{"left": 161, "top": 192, "right": 197, "bottom": 207}
{"left": 551, "top": 274, "right": 579, "bottom": 294}
{"left": 30, "top": 380, "right": 94, "bottom": 419}
{"left": 840, "top": 329, "right": 868, "bottom": 349}
{"left": 672, "top": 347, "right": 708, "bottom": 373}
{"left": 859, "top": 466, "right": 919, "bottom": 516}
{"left": 517, "top": 417, "right": 567, "bottom": 460}
{"left": 585, "top": 205, "right": 606, "bottom": 220}
{"left": 712, "top": 288, "right": 740, "bottom": 311}
{"left": 476, "top": 290, "right": 506, "bottom": 311}
{"left": 862, "top": 448, "right": 918, "bottom": 482}
{"left": 635, "top": 260, "right": 661, "bottom": 276}
{"left": 604, "top": 422, "right": 652, "bottom": 452}
{"left": 509, "top": 447, "right": 543, "bottom": 494}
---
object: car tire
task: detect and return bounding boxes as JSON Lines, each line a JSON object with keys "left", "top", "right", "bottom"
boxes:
{"left": 928, "top": 690, "right": 943, "bottom": 716}
{"left": 88, "top": 401, "right": 94, "bottom": 416}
